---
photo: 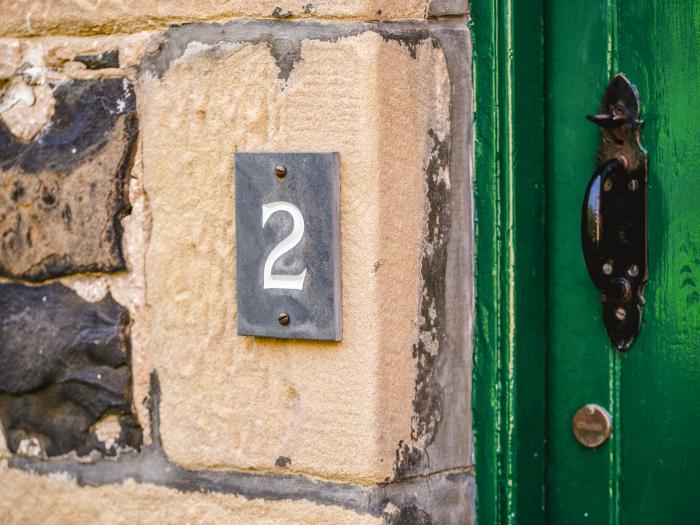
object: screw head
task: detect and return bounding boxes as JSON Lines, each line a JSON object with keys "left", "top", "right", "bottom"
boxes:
{"left": 278, "top": 312, "right": 290, "bottom": 326}
{"left": 602, "top": 261, "right": 614, "bottom": 275}
{"left": 627, "top": 179, "right": 639, "bottom": 191}
{"left": 275, "top": 165, "right": 287, "bottom": 179}
{"left": 627, "top": 265, "right": 639, "bottom": 277}
{"left": 615, "top": 307, "right": 627, "bottom": 321}
{"left": 603, "top": 179, "right": 613, "bottom": 192}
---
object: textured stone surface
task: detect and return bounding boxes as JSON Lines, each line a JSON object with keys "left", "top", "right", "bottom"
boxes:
{"left": 138, "top": 19, "right": 471, "bottom": 484}
{"left": 0, "top": 77, "right": 137, "bottom": 281}
{"left": 0, "top": 282, "right": 142, "bottom": 457}
{"left": 0, "top": 464, "right": 383, "bottom": 525}
{"left": 0, "top": 1, "right": 431, "bottom": 37}
{"left": 0, "top": 15, "right": 474, "bottom": 523}
{"left": 427, "top": 0, "right": 469, "bottom": 16}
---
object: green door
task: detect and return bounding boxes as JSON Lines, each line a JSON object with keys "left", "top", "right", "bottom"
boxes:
{"left": 547, "top": 1, "right": 700, "bottom": 523}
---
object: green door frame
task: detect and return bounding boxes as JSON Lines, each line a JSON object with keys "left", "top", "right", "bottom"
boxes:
{"left": 471, "top": 1, "right": 546, "bottom": 523}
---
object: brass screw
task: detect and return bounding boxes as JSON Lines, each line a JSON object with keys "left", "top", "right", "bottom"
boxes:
{"left": 628, "top": 179, "right": 639, "bottom": 192}
{"left": 603, "top": 261, "right": 614, "bottom": 275}
{"left": 603, "top": 179, "right": 613, "bottom": 192}
{"left": 275, "top": 165, "right": 287, "bottom": 179}
{"left": 615, "top": 307, "right": 627, "bottom": 321}
{"left": 278, "top": 313, "right": 290, "bottom": 326}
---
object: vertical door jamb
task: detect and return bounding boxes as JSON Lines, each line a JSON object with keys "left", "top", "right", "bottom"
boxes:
{"left": 471, "top": 1, "right": 546, "bottom": 523}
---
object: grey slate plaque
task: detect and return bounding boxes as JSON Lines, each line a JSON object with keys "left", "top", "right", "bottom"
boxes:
{"left": 235, "top": 152, "right": 342, "bottom": 341}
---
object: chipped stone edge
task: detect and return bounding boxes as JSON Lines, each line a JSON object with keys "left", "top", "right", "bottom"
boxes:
{"left": 427, "top": 0, "right": 469, "bottom": 18}
{"left": 7, "top": 19, "right": 474, "bottom": 524}
{"left": 9, "top": 371, "right": 475, "bottom": 523}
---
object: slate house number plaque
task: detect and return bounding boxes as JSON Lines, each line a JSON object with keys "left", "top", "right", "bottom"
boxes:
{"left": 234, "top": 152, "right": 342, "bottom": 341}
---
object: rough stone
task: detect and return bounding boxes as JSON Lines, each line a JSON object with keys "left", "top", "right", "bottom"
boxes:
{"left": 0, "top": 282, "right": 142, "bottom": 457}
{"left": 74, "top": 49, "right": 120, "bottom": 70}
{"left": 0, "top": 1, "right": 429, "bottom": 38}
{"left": 0, "top": 77, "right": 137, "bottom": 281}
{"left": 0, "top": 16, "right": 474, "bottom": 523}
{"left": 0, "top": 81, "right": 55, "bottom": 142}
{"left": 427, "top": 0, "right": 469, "bottom": 17}
{"left": 0, "top": 464, "right": 384, "bottom": 525}
{"left": 138, "top": 19, "right": 472, "bottom": 484}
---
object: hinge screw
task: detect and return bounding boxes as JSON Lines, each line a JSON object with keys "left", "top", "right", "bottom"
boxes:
{"left": 615, "top": 307, "right": 627, "bottom": 321}
{"left": 627, "top": 265, "right": 639, "bottom": 277}
{"left": 603, "top": 179, "right": 613, "bottom": 192}
{"left": 278, "top": 312, "right": 290, "bottom": 326}
{"left": 627, "top": 179, "right": 639, "bottom": 191}
{"left": 603, "top": 261, "right": 614, "bottom": 275}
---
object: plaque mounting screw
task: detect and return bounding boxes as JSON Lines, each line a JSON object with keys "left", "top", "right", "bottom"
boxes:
{"left": 278, "top": 313, "right": 290, "bottom": 326}
{"left": 275, "top": 165, "right": 287, "bottom": 179}
{"left": 602, "top": 261, "right": 614, "bottom": 275}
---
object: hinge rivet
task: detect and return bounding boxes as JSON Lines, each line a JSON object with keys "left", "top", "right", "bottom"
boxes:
{"left": 615, "top": 307, "right": 627, "bottom": 321}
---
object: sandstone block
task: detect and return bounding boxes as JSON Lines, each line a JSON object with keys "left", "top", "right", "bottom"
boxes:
{"left": 0, "top": 1, "right": 430, "bottom": 37}
{"left": 0, "top": 465, "right": 383, "bottom": 525}
{"left": 139, "top": 20, "right": 470, "bottom": 483}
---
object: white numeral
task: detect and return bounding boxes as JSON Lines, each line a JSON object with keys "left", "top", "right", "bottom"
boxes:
{"left": 262, "top": 201, "right": 307, "bottom": 290}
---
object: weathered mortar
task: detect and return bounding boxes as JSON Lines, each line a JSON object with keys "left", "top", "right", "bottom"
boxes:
{"left": 138, "top": 19, "right": 466, "bottom": 482}
{"left": 0, "top": 1, "right": 442, "bottom": 38}
{"left": 0, "top": 12, "right": 473, "bottom": 525}
{"left": 0, "top": 462, "right": 386, "bottom": 525}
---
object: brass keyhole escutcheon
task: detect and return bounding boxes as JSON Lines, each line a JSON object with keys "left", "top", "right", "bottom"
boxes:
{"left": 572, "top": 404, "right": 613, "bottom": 448}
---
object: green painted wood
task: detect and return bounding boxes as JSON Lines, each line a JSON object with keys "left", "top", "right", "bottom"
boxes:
{"left": 616, "top": 2, "right": 700, "bottom": 523}
{"left": 546, "top": 0, "right": 700, "bottom": 522}
{"left": 545, "top": 2, "right": 620, "bottom": 523}
{"left": 472, "top": 1, "right": 545, "bottom": 523}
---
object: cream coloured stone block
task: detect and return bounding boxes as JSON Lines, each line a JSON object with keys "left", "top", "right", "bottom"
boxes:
{"left": 0, "top": 463, "right": 383, "bottom": 524}
{"left": 140, "top": 25, "right": 453, "bottom": 482}
{"left": 0, "top": 1, "right": 429, "bottom": 38}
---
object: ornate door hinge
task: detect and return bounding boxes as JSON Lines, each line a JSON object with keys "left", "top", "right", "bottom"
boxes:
{"left": 582, "top": 74, "right": 648, "bottom": 351}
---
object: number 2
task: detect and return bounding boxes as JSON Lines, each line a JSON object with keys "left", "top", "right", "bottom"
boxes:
{"left": 262, "top": 201, "right": 307, "bottom": 290}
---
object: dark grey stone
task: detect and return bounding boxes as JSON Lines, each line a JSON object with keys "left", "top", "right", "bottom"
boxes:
{"left": 74, "top": 50, "right": 120, "bottom": 69}
{"left": 0, "top": 78, "right": 137, "bottom": 281}
{"left": 235, "top": 152, "right": 342, "bottom": 341}
{"left": 392, "top": 23, "right": 473, "bottom": 485}
{"left": 0, "top": 282, "right": 142, "bottom": 457}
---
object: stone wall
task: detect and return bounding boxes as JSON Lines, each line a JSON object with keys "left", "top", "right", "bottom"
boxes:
{"left": 0, "top": 1, "right": 473, "bottom": 523}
